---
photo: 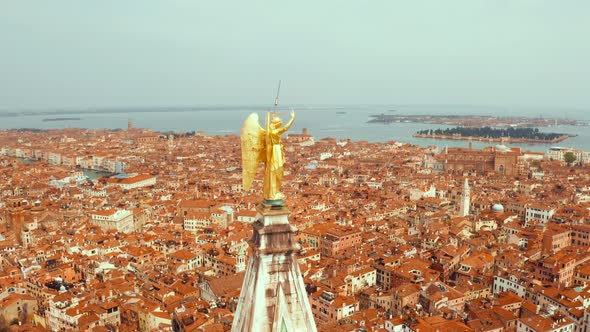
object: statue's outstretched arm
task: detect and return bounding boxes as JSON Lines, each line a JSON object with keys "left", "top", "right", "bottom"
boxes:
{"left": 277, "top": 110, "right": 296, "bottom": 135}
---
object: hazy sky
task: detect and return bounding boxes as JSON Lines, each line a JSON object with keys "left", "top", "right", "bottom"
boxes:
{"left": 1, "top": 1, "right": 589, "bottom": 111}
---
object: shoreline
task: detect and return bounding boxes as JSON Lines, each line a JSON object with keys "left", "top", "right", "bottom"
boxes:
{"left": 413, "top": 133, "right": 571, "bottom": 144}
{"left": 368, "top": 114, "right": 589, "bottom": 127}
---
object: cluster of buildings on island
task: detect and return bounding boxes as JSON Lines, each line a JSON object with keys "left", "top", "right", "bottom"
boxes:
{"left": 0, "top": 124, "right": 589, "bottom": 331}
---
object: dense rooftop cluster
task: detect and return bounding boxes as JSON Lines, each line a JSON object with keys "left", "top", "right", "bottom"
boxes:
{"left": 0, "top": 126, "right": 590, "bottom": 331}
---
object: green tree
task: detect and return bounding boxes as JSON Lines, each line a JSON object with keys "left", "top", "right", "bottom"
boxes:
{"left": 564, "top": 152, "right": 577, "bottom": 165}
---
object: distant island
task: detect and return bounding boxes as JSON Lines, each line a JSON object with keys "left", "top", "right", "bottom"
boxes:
{"left": 42, "top": 117, "right": 82, "bottom": 122}
{"left": 368, "top": 114, "right": 588, "bottom": 127}
{"left": 414, "top": 126, "right": 573, "bottom": 144}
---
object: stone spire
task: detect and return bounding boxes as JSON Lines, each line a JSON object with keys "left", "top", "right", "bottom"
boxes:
{"left": 459, "top": 178, "right": 470, "bottom": 217}
{"left": 231, "top": 204, "right": 317, "bottom": 332}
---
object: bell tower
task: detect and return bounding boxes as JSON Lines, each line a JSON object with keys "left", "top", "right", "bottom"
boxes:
{"left": 7, "top": 198, "right": 25, "bottom": 243}
{"left": 231, "top": 204, "right": 317, "bottom": 332}
{"left": 234, "top": 87, "right": 315, "bottom": 331}
{"left": 459, "top": 178, "right": 470, "bottom": 217}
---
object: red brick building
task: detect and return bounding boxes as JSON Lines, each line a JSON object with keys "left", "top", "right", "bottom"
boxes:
{"left": 437, "top": 145, "right": 522, "bottom": 175}
{"left": 319, "top": 227, "right": 362, "bottom": 258}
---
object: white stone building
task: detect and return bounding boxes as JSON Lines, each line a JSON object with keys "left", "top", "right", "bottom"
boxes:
{"left": 90, "top": 209, "right": 134, "bottom": 233}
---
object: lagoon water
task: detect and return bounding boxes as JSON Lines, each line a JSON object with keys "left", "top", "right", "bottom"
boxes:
{"left": 1, "top": 105, "right": 588, "bottom": 153}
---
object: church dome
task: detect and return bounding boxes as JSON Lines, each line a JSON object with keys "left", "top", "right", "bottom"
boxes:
{"left": 495, "top": 144, "right": 509, "bottom": 152}
{"left": 492, "top": 203, "right": 504, "bottom": 213}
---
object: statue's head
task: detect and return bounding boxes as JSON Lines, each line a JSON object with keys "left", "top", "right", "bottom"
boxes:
{"left": 271, "top": 116, "right": 283, "bottom": 128}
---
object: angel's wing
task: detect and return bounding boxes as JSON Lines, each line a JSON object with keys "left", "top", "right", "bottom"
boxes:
{"left": 241, "top": 113, "right": 266, "bottom": 191}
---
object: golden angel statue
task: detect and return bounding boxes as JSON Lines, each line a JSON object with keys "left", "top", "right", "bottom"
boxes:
{"left": 241, "top": 110, "right": 295, "bottom": 204}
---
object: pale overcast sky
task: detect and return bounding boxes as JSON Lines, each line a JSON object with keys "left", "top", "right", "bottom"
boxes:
{"left": 1, "top": 1, "right": 588, "bottom": 111}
